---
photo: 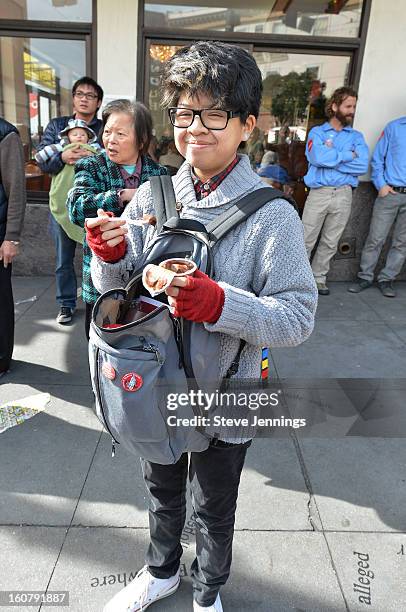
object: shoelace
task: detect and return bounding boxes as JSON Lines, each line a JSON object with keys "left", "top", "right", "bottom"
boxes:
{"left": 128, "top": 566, "right": 152, "bottom": 612}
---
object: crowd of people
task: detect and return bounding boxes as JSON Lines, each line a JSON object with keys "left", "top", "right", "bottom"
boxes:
{"left": 0, "top": 40, "right": 405, "bottom": 612}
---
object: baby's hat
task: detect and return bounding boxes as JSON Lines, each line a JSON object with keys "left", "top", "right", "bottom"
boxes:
{"left": 59, "top": 119, "right": 97, "bottom": 143}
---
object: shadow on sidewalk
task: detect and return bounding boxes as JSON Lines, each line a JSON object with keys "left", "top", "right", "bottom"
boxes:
{"left": 2, "top": 407, "right": 405, "bottom": 533}
{"left": 4, "top": 359, "right": 92, "bottom": 407}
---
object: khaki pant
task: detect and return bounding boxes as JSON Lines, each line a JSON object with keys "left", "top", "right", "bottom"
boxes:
{"left": 302, "top": 185, "right": 352, "bottom": 283}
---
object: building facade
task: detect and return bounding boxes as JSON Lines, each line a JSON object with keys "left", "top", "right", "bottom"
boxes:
{"left": 1, "top": 0, "right": 405, "bottom": 278}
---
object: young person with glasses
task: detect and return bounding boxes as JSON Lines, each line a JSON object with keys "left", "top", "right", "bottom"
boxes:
{"left": 36, "top": 77, "right": 103, "bottom": 325}
{"left": 86, "top": 42, "right": 317, "bottom": 612}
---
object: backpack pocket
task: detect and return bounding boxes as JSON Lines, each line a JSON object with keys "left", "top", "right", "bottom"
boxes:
{"left": 89, "top": 298, "right": 182, "bottom": 463}
{"left": 89, "top": 285, "right": 213, "bottom": 463}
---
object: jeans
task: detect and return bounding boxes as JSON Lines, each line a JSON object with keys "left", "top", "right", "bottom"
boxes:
{"left": 50, "top": 215, "right": 77, "bottom": 309}
{"left": 358, "top": 191, "right": 406, "bottom": 282}
{"left": 302, "top": 185, "right": 352, "bottom": 283}
{"left": 141, "top": 439, "right": 251, "bottom": 606}
{"left": 0, "top": 262, "right": 14, "bottom": 372}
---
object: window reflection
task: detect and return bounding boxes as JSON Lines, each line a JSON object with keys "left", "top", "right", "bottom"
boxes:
{"left": 0, "top": 0, "right": 92, "bottom": 22}
{"left": 253, "top": 50, "right": 351, "bottom": 212}
{"left": 0, "top": 37, "right": 86, "bottom": 192}
{"left": 145, "top": 0, "right": 363, "bottom": 37}
{"left": 148, "top": 44, "right": 184, "bottom": 137}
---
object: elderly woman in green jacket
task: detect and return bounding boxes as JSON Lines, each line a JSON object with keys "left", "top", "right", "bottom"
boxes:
{"left": 67, "top": 99, "right": 167, "bottom": 338}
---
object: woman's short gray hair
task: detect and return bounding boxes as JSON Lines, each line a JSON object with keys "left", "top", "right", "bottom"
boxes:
{"left": 101, "top": 99, "right": 153, "bottom": 156}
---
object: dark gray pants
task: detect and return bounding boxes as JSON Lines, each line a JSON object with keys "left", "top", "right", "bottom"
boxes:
{"left": 141, "top": 439, "right": 251, "bottom": 606}
{"left": 358, "top": 191, "right": 406, "bottom": 282}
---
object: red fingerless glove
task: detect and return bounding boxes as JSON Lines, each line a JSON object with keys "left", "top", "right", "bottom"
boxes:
{"left": 86, "top": 211, "right": 126, "bottom": 263}
{"left": 173, "top": 269, "right": 225, "bottom": 323}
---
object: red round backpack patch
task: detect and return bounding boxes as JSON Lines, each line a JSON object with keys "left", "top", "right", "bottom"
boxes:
{"left": 102, "top": 363, "right": 116, "bottom": 380}
{"left": 121, "top": 372, "right": 143, "bottom": 392}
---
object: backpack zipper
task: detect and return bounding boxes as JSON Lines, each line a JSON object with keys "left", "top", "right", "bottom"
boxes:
{"left": 172, "top": 317, "right": 185, "bottom": 369}
{"left": 180, "top": 318, "right": 196, "bottom": 380}
{"left": 94, "top": 347, "right": 119, "bottom": 447}
{"left": 138, "top": 337, "right": 164, "bottom": 365}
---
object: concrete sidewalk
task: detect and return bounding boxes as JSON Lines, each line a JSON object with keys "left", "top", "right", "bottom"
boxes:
{"left": 1, "top": 278, "right": 406, "bottom": 612}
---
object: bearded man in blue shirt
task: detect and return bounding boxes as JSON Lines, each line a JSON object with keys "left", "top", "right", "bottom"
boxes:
{"left": 303, "top": 87, "right": 369, "bottom": 295}
{"left": 348, "top": 117, "right": 406, "bottom": 297}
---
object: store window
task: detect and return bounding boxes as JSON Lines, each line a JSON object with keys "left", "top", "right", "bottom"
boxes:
{"left": 253, "top": 50, "right": 351, "bottom": 211}
{"left": 1, "top": 0, "right": 92, "bottom": 22}
{"left": 143, "top": 0, "right": 368, "bottom": 206}
{"left": 148, "top": 44, "right": 184, "bottom": 142}
{"left": 144, "top": 0, "right": 364, "bottom": 37}
{"left": 0, "top": 36, "right": 87, "bottom": 192}
{"left": 0, "top": 1, "right": 93, "bottom": 195}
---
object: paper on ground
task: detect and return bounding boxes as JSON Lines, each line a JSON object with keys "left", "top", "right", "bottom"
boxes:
{"left": 14, "top": 295, "right": 37, "bottom": 306}
{"left": 0, "top": 393, "right": 51, "bottom": 434}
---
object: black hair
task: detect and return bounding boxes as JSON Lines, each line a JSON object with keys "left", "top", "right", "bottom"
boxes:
{"left": 72, "top": 77, "right": 104, "bottom": 102}
{"left": 101, "top": 99, "right": 153, "bottom": 156}
{"left": 161, "top": 41, "right": 263, "bottom": 121}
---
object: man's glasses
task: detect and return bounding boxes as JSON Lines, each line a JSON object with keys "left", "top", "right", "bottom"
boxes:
{"left": 74, "top": 91, "right": 98, "bottom": 100}
{"left": 168, "top": 107, "right": 242, "bottom": 130}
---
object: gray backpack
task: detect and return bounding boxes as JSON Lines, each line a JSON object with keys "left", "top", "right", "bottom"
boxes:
{"left": 89, "top": 176, "right": 296, "bottom": 464}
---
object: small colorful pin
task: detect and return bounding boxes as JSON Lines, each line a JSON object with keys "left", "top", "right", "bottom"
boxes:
{"left": 121, "top": 372, "right": 143, "bottom": 392}
{"left": 102, "top": 362, "right": 116, "bottom": 380}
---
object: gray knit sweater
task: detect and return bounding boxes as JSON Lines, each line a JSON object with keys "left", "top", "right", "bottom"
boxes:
{"left": 91, "top": 155, "right": 318, "bottom": 382}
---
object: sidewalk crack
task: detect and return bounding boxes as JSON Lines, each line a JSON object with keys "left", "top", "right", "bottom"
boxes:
{"left": 277, "top": 383, "right": 320, "bottom": 532}
{"left": 307, "top": 493, "right": 317, "bottom": 532}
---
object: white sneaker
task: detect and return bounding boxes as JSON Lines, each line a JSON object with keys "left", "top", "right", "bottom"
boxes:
{"left": 193, "top": 594, "right": 223, "bottom": 611}
{"left": 103, "top": 565, "right": 180, "bottom": 612}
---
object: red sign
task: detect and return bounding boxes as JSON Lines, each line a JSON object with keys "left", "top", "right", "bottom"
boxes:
{"left": 29, "top": 93, "right": 38, "bottom": 118}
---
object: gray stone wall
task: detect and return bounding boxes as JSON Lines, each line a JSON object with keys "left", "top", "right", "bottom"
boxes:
{"left": 13, "top": 185, "right": 406, "bottom": 281}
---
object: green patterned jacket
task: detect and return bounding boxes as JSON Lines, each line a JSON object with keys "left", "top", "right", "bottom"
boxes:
{"left": 67, "top": 150, "right": 168, "bottom": 304}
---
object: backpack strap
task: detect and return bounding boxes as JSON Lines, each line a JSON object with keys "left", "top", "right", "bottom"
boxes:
{"left": 206, "top": 187, "right": 297, "bottom": 380}
{"left": 224, "top": 338, "right": 247, "bottom": 380}
{"left": 206, "top": 187, "right": 298, "bottom": 246}
{"left": 149, "top": 175, "right": 179, "bottom": 233}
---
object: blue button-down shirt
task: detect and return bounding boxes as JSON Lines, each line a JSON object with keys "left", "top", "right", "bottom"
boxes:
{"left": 304, "top": 122, "right": 369, "bottom": 189}
{"left": 371, "top": 117, "right": 406, "bottom": 190}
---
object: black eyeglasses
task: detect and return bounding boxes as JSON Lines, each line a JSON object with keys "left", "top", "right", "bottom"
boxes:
{"left": 168, "top": 107, "right": 242, "bottom": 130}
{"left": 74, "top": 91, "right": 98, "bottom": 100}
